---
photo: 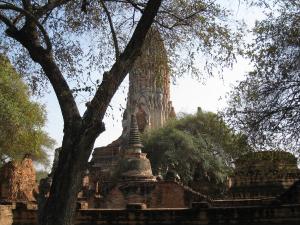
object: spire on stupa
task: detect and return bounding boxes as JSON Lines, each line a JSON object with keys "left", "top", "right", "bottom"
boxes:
{"left": 127, "top": 114, "right": 143, "bottom": 153}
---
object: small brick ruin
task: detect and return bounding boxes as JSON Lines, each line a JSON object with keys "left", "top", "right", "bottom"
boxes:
{"left": 0, "top": 155, "right": 37, "bottom": 202}
{"left": 0, "top": 205, "right": 13, "bottom": 225}
{"left": 228, "top": 151, "right": 300, "bottom": 199}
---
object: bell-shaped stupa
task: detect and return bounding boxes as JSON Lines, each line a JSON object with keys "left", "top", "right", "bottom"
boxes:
{"left": 119, "top": 115, "right": 155, "bottom": 181}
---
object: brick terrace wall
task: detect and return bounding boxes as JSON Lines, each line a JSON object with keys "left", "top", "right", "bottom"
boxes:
{"left": 151, "top": 182, "right": 186, "bottom": 208}
{"left": 101, "top": 181, "right": 206, "bottom": 209}
{"left": 5, "top": 181, "right": 300, "bottom": 225}
{"left": 4, "top": 202, "right": 300, "bottom": 225}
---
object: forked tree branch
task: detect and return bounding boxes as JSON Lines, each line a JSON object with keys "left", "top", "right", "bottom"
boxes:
{"left": 100, "top": 0, "right": 120, "bottom": 60}
{"left": 0, "top": 3, "right": 52, "bottom": 51}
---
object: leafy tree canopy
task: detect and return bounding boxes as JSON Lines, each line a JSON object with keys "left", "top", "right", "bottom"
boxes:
{"left": 0, "top": 54, "right": 55, "bottom": 166}
{"left": 225, "top": 0, "right": 300, "bottom": 152}
{"left": 0, "top": 0, "right": 243, "bottom": 96}
{"left": 142, "top": 108, "right": 251, "bottom": 186}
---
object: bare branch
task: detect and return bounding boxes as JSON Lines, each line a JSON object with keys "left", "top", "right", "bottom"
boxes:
{"left": 41, "top": 9, "right": 52, "bottom": 24}
{"left": 125, "top": 0, "right": 145, "bottom": 11}
{"left": 0, "top": 3, "right": 52, "bottom": 51}
{"left": 0, "top": 13, "right": 18, "bottom": 32}
{"left": 122, "top": 0, "right": 206, "bottom": 30}
{"left": 100, "top": 0, "right": 120, "bottom": 60}
{"left": 12, "top": 13, "right": 23, "bottom": 25}
{"left": 37, "top": 56, "right": 81, "bottom": 126}
{"left": 125, "top": 0, "right": 144, "bottom": 13}
{"left": 34, "top": 0, "right": 71, "bottom": 18}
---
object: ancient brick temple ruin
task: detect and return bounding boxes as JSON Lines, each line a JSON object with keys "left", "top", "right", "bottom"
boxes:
{"left": 1, "top": 29, "right": 300, "bottom": 224}
{"left": 89, "top": 28, "right": 175, "bottom": 189}
{"left": 87, "top": 114, "right": 207, "bottom": 209}
{"left": 1, "top": 146, "right": 300, "bottom": 224}
{"left": 228, "top": 151, "right": 300, "bottom": 199}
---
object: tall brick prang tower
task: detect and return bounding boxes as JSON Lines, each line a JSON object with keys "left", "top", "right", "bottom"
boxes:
{"left": 121, "top": 28, "right": 175, "bottom": 139}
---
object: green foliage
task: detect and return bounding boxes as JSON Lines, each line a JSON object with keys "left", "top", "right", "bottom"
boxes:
{"left": 0, "top": 55, "right": 55, "bottom": 165}
{"left": 225, "top": 1, "right": 300, "bottom": 151}
{"left": 142, "top": 108, "right": 251, "bottom": 185}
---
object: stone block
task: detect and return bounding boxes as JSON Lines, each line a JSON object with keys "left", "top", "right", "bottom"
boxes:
{"left": 0, "top": 205, "right": 13, "bottom": 225}
{"left": 77, "top": 201, "right": 89, "bottom": 209}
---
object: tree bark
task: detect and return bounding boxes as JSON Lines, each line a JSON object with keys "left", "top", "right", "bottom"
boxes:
{"left": 39, "top": 120, "right": 104, "bottom": 225}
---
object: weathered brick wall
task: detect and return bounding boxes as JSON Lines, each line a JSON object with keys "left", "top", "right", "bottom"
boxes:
{"left": 101, "top": 181, "right": 205, "bottom": 209}
{"left": 12, "top": 202, "right": 37, "bottom": 225}
{"left": 150, "top": 182, "right": 186, "bottom": 208}
{"left": 4, "top": 179, "right": 300, "bottom": 225}
{"left": 6, "top": 202, "right": 300, "bottom": 225}
{"left": 229, "top": 151, "right": 300, "bottom": 199}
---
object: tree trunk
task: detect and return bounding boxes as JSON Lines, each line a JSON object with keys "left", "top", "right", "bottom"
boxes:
{"left": 39, "top": 119, "right": 104, "bottom": 225}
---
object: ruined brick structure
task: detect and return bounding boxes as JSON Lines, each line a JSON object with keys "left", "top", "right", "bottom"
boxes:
{"left": 0, "top": 155, "right": 37, "bottom": 202}
{"left": 0, "top": 205, "right": 13, "bottom": 225}
{"left": 122, "top": 28, "right": 174, "bottom": 137}
{"left": 117, "top": 114, "right": 155, "bottom": 181}
{"left": 1, "top": 131, "right": 300, "bottom": 224}
{"left": 90, "top": 29, "right": 175, "bottom": 187}
{"left": 228, "top": 151, "right": 300, "bottom": 199}
{"left": 91, "top": 115, "right": 207, "bottom": 209}
{"left": 2, "top": 181, "right": 300, "bottom": 225}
